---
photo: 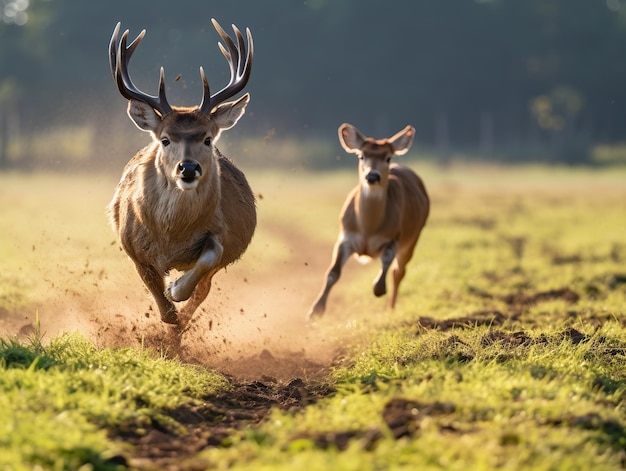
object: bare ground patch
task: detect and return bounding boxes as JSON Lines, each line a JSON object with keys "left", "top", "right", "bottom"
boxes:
{"left": 114, "top": 377, "right": 334, "bottom": 470}
{"left": 0, "top": 220, "right": 349, "bottom": 467}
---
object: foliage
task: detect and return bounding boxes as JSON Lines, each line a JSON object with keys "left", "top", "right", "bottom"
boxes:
{"left": 2, "top": 0, "right": 626, "bottom": 166}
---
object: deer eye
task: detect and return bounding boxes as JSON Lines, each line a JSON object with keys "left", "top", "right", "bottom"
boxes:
{"left": 386, "top": 157, "right": 392, "bottom": 163}
{"left": 161, "top": 137, "right": 170, "bottom": 147}
{"left": 204, "top": 137, "right": 212, "bottom": 147}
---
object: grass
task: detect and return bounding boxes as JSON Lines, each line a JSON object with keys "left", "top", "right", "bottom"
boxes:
{"left": 0, "top": 162, "right": 625, "bottom": 469}
{"left": 199, "top": 163, "right": 626, "bottom": 470}
{"left": 197, "top": 325, "right": 625, "bottom": 470}
{"left": 0, "top": 330, "right": 229, "bottom": 470}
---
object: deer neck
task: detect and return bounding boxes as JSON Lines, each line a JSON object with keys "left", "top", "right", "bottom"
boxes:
{"left": 150, "top": 163, "right": 222, "bottom": 235}
{"left": 355, "top": 183, "right": 387, "bottom": 234}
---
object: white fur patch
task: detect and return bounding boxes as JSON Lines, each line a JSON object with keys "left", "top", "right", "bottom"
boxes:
{"left": 176, "top": 179, "right": 199, "bottom": 191}
{"left": 361, "top": 183, "right": 385, "bottom": 200}
{"left": 355, "top": 254, "right": 373, "bottom": 265}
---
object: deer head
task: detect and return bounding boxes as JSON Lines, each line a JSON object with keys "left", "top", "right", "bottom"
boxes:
{"left": 109, "top": 20, "right": 253, "bottom": 191}
{"left": 338, "top": 123, "right": 415, "bottom": 196}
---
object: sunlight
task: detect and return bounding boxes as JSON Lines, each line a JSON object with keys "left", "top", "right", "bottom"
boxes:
{"left": 2, "top": 0, "right": 28, "bottom": 25}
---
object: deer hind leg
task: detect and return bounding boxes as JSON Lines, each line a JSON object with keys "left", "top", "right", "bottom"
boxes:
{"left": 167, "top": 239, "right": 224, "bottom": 303}
{"left": 177, "top": 270, "right": 217, "bottom": 328}
{"left": 389, "top": 241, "right": 418, "bottom": 309}
{"left": 373, "top": 240, "right": 398, "bottom": 298}
{"left": 135, "top": 262, "right": 178, "bottom": 324}
{"left": 307, "top": 239, "right": 354, "bottom": 321}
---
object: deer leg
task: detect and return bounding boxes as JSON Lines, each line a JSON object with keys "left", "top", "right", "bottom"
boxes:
{"left": 373, "top": 240, "right": 398, "bottom": 298}
{"left": 307, "top": 239, "right": 353, "bottom": 321}
{"left": 135, "top": 262, "right": 178, "bottom": 324}
{"left": 389, "top": 241, "right": 418, "bottom": 309}
{"left": 177, "top": 270, "right": 217, "bottom": 328}
{"left": 167, "top": 238, "right": 224, "bottom": 303}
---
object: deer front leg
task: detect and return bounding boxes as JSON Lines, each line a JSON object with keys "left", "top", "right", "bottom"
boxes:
{"left": 373, "top": 240, "right": 397, "bottom": 298}
{"left": 135, "top": 262, "right": 178, "bottom": 324}
{"left": 167, "top": 238, "right": 224, "bottom": 303}
{"left": 307, "top": 239, "right": 354, "bottom": 321}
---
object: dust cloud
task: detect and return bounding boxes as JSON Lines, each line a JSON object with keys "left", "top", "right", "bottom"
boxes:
{"left": 0, "top": 165, "right": 386, "bottom": 383}
{"left": 1, "top": 219, "right": 372, "bottom": 383}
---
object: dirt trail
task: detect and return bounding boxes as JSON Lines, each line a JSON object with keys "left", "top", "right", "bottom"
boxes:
{"left": 0, "top": 194, "right": 383, "bottom": 468}
{"left": 2, "top": 219, "right": 360, "bottom": 382}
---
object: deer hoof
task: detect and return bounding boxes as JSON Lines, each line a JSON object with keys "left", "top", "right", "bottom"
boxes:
{"left": 373, "top": 281, "right": 387, "bottom": 297}
{"left": 161, "top": 306, "right": 179, "bottom": 325}
{"left": 306, "top": 304, "right": 325, "bottom": 323}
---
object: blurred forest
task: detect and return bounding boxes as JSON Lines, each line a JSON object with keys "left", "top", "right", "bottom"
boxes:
{"left": 1, "top": 0, "right": 626, "bottom": 170}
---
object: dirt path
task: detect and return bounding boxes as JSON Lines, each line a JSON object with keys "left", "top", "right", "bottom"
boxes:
{"left": 1, "top": 216, "right": 359, "bottom": 382}
{"left": 0, "top": 178, "right": 383, "bottom": 468}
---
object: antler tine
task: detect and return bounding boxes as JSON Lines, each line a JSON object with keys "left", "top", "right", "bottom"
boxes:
{"left": 217, "top": 24, "right": 238, "bottom": 75}
{"left": 109, "top": 23, "right": 173, "bottom": 117}
{"left": 109, "top": 22, "right": 122, "bottom": 79}
{"left": 199, "top": 66, "right": 211, "bottom": 107}
{"left": 199, "top": 19, "right": 253, "bottom": 115}
{"left": 234, "top": 25, "right": 249, "bottom": 78}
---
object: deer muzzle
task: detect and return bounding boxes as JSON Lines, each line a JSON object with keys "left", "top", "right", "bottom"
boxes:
{"left": 178, "top": 161, "right": 202, "bottom": 181}
{"left": 365, "top": 171, "right": 381, "bottom": 185}
{"left": 175, "top": 160, "right": 203, "bottom": 190}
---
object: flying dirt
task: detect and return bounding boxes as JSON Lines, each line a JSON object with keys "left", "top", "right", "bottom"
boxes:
{"left": 0, "top": 194, "right": 376, "bottom": 382}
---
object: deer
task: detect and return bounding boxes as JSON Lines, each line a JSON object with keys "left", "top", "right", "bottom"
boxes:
{"left": 307, "top": 123, "right": 430, "bottom": 321}
{"left": 107, "top": 20, "right": 256, "bottom": 328}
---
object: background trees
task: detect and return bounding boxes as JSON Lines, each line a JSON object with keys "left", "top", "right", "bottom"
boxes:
{"left": 1, "top": 0, "right": 625, "bottom": 168}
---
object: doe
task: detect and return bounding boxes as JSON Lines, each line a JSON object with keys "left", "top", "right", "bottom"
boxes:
{"left": 308, "top": 123, "right": 430, "bottom": 320}
{"left": 108, "top": 20, "right": 256, "bottom": 327}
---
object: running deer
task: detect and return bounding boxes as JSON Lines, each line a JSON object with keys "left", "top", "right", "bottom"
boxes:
{"left": 307, "top": 123, "right": 429, "bottom": 320}
{"left": 108, "top": 20, "right": 255, "bottom": 327}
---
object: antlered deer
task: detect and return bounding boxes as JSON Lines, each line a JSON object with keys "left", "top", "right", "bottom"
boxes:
{"left": 108, "top": 20, "right": 255, "bottom": 327}
{"left": 308, "top": 123, "right": 429, "bottom": 320}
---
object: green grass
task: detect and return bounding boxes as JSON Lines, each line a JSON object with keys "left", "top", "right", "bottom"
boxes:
{"left": 0, "top": 163, "right": 625, "bottom": 469}
{"left": 197, "top": 163, "right": 626, "bottom": 470}
{"left": 197, "top": 326, "right": 625, "bottom": 470}
{"left": 0, "top": 330, "right": 228, "bottom": 470}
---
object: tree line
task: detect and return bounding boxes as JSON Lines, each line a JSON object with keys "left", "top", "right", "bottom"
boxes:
{"left": 1, "top": 0, "right": 626, "bottom": 169}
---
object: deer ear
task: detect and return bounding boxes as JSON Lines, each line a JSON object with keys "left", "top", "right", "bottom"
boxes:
{"left": 338, "top": 123, "right": 367, "bottom": 154}
{"left": 389, "top": 125, "right": 415, "bottom": 156}
{"left": 211, "top": 93, "right": 250, "bottom": 130}
{"left": 127, "top": 100, "right": 162, "bottom": 132}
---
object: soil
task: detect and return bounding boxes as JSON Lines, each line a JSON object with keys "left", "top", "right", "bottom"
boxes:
{"left": 0, "top": 219, "right": 375, "bottom": 468}
{"left": 113, "top": 378, "right": 335, "bottom": 470}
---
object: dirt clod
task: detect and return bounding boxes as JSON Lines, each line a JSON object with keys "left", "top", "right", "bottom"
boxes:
{"left": 382, "top": 398, "right": 456, "bottom": 439}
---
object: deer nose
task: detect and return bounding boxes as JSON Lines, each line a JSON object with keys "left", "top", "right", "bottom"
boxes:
{"left": 365, "top": 171, "right": 381, "bottom": 185}
{"left": 178, "top": 161, "right": 202, "bottom": 180}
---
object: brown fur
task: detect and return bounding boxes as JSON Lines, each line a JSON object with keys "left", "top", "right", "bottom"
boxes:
{"left": 108, "top": 22, "right": 256, "bottom": 328}
{"left": 109, "top": 105, "right": 255, "bottom": 327}
{"left": 307, "top": 123, "right": 429, "bottom": 320}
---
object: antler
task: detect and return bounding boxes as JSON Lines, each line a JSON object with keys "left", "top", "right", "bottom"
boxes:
{"left": 109, "top": 20, "right": 253, "bottom": 117}
{"left": 109, "top": 22, "right": 173, "bottom": 116}
{"left": 199, "top": 19, "right": 254, "bottom": 115}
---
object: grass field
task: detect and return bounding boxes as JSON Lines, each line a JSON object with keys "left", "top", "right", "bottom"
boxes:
{"left": 0, "top": 163, "right": 624, "bottom": 470}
